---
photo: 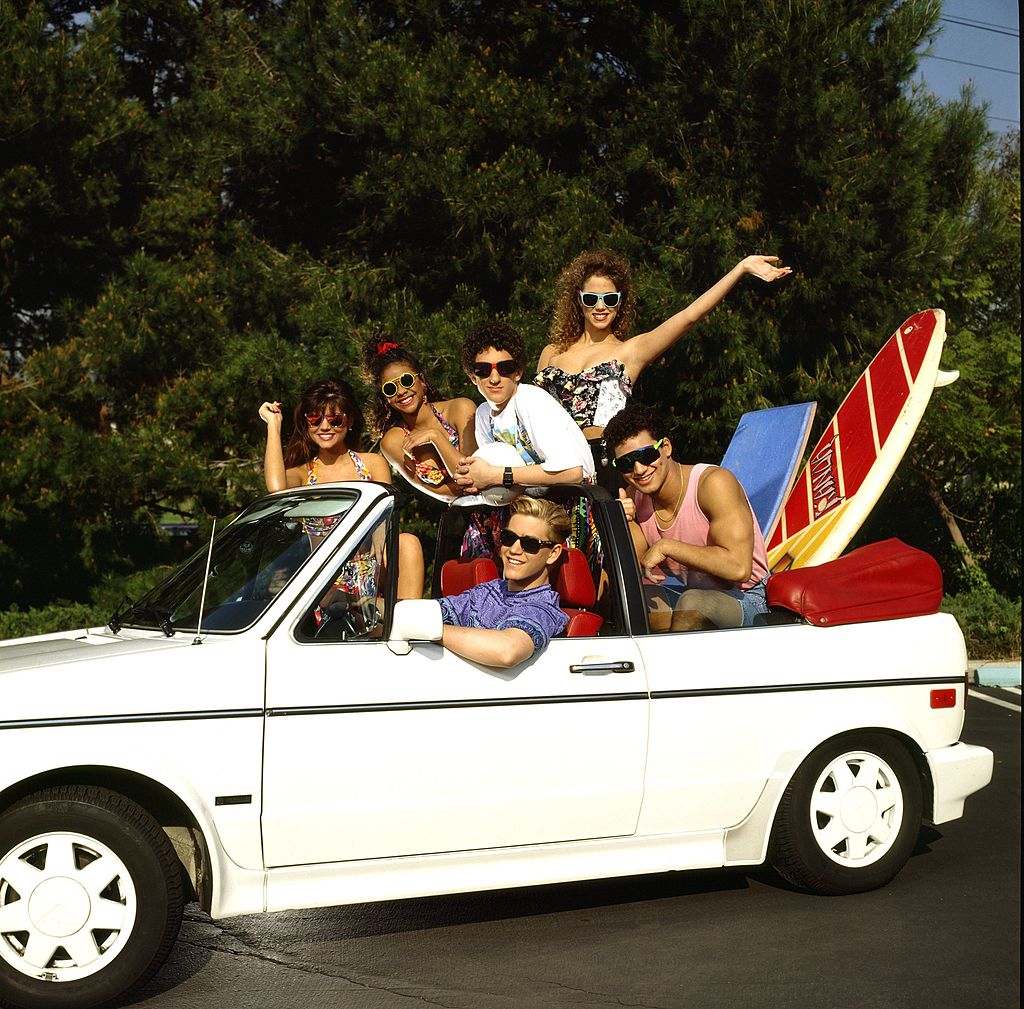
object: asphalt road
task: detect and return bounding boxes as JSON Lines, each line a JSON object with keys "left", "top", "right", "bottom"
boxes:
{"left": 130, "top": 687, "right": 1020, "bottom": 1009}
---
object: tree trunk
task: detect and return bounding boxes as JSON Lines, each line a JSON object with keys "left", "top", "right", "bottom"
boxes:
{"left": 923, "top": 473, "right": 977, "bottom": 567}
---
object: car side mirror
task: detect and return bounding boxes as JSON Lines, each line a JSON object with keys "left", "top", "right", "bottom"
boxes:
{"left": 387, "top": 599, "right": 444, "bottom": 655}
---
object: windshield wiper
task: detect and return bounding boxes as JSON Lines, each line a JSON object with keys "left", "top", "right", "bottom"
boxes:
{"left": 108, "top": 595, "right": 132, "bottom": 634}
{"left": 109, "top": 598, "right": 175, "bottom": 637}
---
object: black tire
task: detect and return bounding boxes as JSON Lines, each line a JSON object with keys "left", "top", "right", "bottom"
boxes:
{"left": 0, "top": 786, "right": 184, "bottom": 1009}
{"left": 769, "top": 733, "right": 923, "bottom": 896}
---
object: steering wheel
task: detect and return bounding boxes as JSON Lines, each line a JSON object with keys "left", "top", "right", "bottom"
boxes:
{"left": 314, "top": 592, "right": 363, "bottom": 640}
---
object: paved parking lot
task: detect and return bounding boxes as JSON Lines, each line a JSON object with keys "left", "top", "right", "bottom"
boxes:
{"left": 130, "top": 687, "right": 1020, "bottom": 1009}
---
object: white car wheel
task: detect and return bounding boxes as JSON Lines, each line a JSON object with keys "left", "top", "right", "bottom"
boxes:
{"left": 0, "top": 832, "right": 137, "bottom": 982}
{"left": 808, "top": 749, "right": 906, "bottom": 868}
{"left": 770, "top": 734, "right": 923, "bottom": 895}
{"left": 0, "top": 787, "right": 183, "bottom": 1009}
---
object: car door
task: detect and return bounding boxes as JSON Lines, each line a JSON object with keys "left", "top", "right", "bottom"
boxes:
{"left": 261, "top": 499, "right": 649, "bottom": 867}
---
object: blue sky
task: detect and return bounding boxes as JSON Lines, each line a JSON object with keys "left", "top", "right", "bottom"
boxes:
{"left": 915, "top": 2, "right": 1020, "bottom": 134}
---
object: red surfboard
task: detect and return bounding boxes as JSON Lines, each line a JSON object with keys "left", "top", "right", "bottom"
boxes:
{"left": 767, "top": 309, "right": 949, "bottom": 571}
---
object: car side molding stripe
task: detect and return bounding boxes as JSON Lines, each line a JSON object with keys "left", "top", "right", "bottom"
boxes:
{"left": 0, "top": 709, "right": 264, "bottom": 731}
{"left": 266, "top": 692, "right": 649, "bottom": 717}
{"left": 1, "top": 677, "right": 962, "bottom": 730}
{"left": 650, "top": 675, "right": 965, "bottom": 700}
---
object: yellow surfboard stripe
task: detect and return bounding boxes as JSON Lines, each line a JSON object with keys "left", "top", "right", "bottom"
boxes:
{"left": 767, "top": 500, "right": 852, "bottom": 572}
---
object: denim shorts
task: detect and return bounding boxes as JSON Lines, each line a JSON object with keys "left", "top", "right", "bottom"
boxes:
{"left": 657, "top": 575, "right": 769, "bottom": 628}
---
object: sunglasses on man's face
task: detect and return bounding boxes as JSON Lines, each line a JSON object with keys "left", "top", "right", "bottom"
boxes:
{"left": 381, "top": 372, "right": 418, "bottom": 398}
{"left": 471, "top": 360, "right": 519, "bottom": 379}
{"left": 579, "top": 290, "right": 621, "bottom": 309}
{"left": 305, "top": 413, "right": 348, "bottom": 429}
{"left": 612, "top": 438, "right": 665, "bottom": 471}
{"left": 499, "top": 528, "right": 557, "bottom": 554}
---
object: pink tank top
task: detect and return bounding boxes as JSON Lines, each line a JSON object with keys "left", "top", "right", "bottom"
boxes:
{"left": 634, "top": 463, "right": 769, "bottom": 591}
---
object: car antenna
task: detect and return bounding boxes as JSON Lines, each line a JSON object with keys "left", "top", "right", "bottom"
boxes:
{"left": 192, "top": 519, "right": 217, "bottom": 646}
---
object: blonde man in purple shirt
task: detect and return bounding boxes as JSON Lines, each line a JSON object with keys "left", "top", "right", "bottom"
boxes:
{"left": 440, "top": 497, "right": 571, "bottom": 668}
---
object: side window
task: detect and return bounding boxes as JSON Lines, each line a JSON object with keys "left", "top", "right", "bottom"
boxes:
{"left": 295, "top": 508, "right": 392, "bottom": 643}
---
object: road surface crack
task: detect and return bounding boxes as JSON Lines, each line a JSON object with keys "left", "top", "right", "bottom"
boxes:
{"left": 177, "top": 917, "right": 456, "bottom": 1007}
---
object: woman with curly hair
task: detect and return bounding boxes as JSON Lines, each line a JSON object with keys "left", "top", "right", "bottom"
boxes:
{"left": 362, "top": 335, "right": 478, "bottom": 502}
{"left": 536, "top": 249, "right": 791, "bottom": 489}
{"left": 258, "top": 378, "right": 423, "bottom": 598}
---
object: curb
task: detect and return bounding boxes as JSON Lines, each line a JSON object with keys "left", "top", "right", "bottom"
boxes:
{"left": 969, "top": 659, "right": 1022, "bottom": 687}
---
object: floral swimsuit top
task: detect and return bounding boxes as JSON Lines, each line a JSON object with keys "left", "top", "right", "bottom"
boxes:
{"left": 403, "top": 404, "right": 460, "bottom": 487}
{"left": 534, "top": 359, "right": 633, "bottom": 430}
{"left": 304, "top": 452, "right": 378, "bottom": 597}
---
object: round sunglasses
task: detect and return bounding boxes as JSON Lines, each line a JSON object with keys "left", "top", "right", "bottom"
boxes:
{"left": 579, "top": 290, "right": 621, "bottom": 309}
{"left": 471, "top": 360, "right": 519, "bottom": 379}
{"left": 612, "top": 438, "right": 665, "bottom": 470}
{"left": 305, "top": 413, "right": 348, "bottom": 429}
{"left": 381, "top": 372, "right": 418, "bottom": 398}
{"left": 498, "top": 528, "right": 558, "bottom": 554}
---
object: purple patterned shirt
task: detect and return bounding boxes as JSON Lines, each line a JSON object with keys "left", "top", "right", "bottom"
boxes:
{"left": 438, "top": 580, "right": 568, "bottom": 653}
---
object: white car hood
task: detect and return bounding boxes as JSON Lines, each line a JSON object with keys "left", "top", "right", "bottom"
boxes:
{"left": 0, "top": 627, "right": 194, "bottom": 676}
{"left": 0, "top": 626, "right": 266, "bottom": 726}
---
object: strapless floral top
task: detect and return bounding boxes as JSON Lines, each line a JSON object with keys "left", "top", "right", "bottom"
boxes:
{"left": 534, "top": 359, "right": 633, "bottom": 429}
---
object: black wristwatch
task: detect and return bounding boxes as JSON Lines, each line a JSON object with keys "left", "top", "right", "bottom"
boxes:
{"left": 502, "top": 466, "right": 514, "bottom": 489}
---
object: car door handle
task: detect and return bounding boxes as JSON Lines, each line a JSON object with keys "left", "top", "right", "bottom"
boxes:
{"left": 569, "top": 660, "right": 635, "bottom": 675}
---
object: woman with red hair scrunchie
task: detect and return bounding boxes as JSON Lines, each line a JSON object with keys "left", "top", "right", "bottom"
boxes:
{"left": 362, "top": 333, "right": 478, "bottom": 502}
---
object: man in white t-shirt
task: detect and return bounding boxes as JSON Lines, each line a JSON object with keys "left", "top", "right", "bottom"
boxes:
{"left": 455, "top": 321, "right": 595, "bottom": 495}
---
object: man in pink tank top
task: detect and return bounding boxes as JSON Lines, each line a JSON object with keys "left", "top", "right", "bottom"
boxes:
{"left": 603, "top": 403, "right": 769, "bottom": 631}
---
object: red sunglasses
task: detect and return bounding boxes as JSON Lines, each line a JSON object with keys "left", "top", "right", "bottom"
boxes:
{"left": 305, "top": 413, "right": 348, "bottom": 429}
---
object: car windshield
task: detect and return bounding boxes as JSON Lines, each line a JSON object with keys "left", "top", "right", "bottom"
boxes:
{"left": 124, "top": 491, "right": 359, "bottom": 633}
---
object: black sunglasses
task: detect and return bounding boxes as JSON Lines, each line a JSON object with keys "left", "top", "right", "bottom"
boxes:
{"left": 612, "top": 438, "right": 665, "bottom": 470}
{"left": 471, "top": 360, "right": 519, "bottom": 379}
{"left": 579, "top": 290, "right": 622, "bottom": 309}
{"left": 499, "top": 528, "right": 557, "bottom": 554}
{"left": 381, "top": 372, "right": 417, "bottom": 398}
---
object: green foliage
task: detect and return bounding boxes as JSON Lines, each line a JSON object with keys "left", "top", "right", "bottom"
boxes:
{"left": 0, "top": 601, "right": 101, "bottom": 641}
{"left": 942, "top": 585, "right": 1022, "bottom": 661}
{"left": 0, "top": 2, "right": 150, "bottom": 357}
{"left": 0, "top": 558, "right": 172, "bottom": 639}
{"left": 0, "top": 0, "right": 1019, "bottom": 642}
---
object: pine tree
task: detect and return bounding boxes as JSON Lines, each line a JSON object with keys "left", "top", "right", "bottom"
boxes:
{"left": 0, "top": 0, "right": 1017, "bottom": 612}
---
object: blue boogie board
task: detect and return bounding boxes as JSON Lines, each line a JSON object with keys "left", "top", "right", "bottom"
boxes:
{"left": 720, "top": 402, "right": 817, "bottom": 541}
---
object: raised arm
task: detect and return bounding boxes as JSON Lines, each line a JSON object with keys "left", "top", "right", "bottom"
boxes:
{"left": 622, "top": 256, "right": 791, "bottom": 379}
{"left": 259, "top": 401, "right": 289, "bottom": 492}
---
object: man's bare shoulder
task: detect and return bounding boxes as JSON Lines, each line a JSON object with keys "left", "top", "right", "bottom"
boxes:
{"left": 697, "top": 464, "right": 748, "bottom": 510}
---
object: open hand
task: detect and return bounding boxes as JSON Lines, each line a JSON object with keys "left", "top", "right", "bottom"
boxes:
{"left": 741, "top": 255, "right": 792, "bottom": 283}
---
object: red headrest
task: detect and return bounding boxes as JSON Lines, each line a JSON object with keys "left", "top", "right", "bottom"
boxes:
{"left": 554, "top": 547, "right": 596, "bottom": 609}
{"left": 441, "top": 557, "right": 499, "bottom": 596}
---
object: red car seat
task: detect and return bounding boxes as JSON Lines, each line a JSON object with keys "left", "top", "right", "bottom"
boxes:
{"left": 440, "top": 557, "right": 499, "bottom": 596}
{"left": 554, "top": 548, "right": 604, "bottom": 637}
{"left": 439, "top": 549, "right": 603, "bottom": 637}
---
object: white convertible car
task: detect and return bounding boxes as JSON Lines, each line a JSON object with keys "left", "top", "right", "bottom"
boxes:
{"left": 0, "top": 483, "right": 993, "bottom": 1009}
